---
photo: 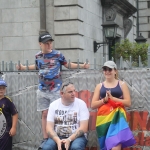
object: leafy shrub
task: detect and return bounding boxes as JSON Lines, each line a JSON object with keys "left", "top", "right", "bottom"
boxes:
{"left": 112, "top": 39, "right": 149, "bottom": 66}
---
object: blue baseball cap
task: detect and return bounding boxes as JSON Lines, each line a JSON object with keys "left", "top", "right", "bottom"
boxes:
{"left": 0, "top": 79, "right": 7, "bottom": 87}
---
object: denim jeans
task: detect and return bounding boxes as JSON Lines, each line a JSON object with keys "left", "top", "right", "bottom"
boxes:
{"left": 42, "top": 135, "right": 88, "bottom": 150}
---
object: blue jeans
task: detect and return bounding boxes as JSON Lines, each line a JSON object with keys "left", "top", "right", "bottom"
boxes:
{"left": 42, "top": 136, "right": 88, "bottom": 150}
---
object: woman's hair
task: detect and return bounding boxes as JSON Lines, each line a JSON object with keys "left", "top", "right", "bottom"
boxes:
{"left": 114, "top": 69, "right": 119, "bottom": 79}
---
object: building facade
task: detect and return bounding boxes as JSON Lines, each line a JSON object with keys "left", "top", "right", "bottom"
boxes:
{"left": 139, "top": 0, "right": 150, "bottom": 44}
{"left": 0, "top": 0, "right": 142, "bottom": 68}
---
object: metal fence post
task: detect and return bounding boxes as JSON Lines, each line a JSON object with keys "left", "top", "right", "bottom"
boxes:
{"left": 5, "top": 62, "right": 8, "bottom": 71}
{"left": 77, "top": 59, "right": 79, "bottom": 70}
{"left": 26, "top": 60, "right": 29, "bottom": 70}
{"left": 139, "top": 55, "right": 142, "bottom": 67}
{"left": 68, "top": 59, "right": 71, "bottom": 69}
{"left": 2, "top": 61, "right": 4, "bottom": 72}
{"left": 103, "top": 57, "right": 105, "bottom": 64}
{"left": 9, "top": 61, "right": 13, "bottom": 71}
{"left": 94, "top": 58, "right": 96, "bottom": 69}
{"left": 148, "top": 46, "right": 150, "bottom": 68}
{"left": 129, "top": 56, "right": 132, "bottom": 69}
{"left": 120, "top": 56, "right": 123, "bottom": 69}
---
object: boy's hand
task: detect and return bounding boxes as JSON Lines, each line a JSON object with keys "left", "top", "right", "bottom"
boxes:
{"left": 9, "top": 127, "right": 17, "bottom": 136}
{"left": 16, "top": 63, "right": 25, "bottom": 70}
{"left": 82, "top": 62, "right": 90, "bottom": 69}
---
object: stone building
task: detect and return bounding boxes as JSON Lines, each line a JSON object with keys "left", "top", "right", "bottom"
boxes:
{"left": 0, "top": 0, "right": 146, "bottom": 68}
{"left": 139, "top": 0, "right": 150, "bottom": 44}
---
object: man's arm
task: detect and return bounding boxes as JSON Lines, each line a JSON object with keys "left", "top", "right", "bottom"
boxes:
{"left": 47, "top": 121, "right": 59, "bottom": 141}
{"left": 63, "top": 120, "right": 88, "bottom": 150}
{"left": 46, "top": 121, "right": 62, "bottom": 150}
{"left": 69, "top": 120, "right": 88, "bottom": 140}
{"left": 64, "top": 62, "right": 89, "bottom": 69}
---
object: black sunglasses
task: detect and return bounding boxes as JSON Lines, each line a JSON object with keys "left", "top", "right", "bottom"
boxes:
{"left": 61, "top": 82, "right": 73, "bottom": 90}
{"left": 103, "top": 67, "right": 112, "bottom": 72}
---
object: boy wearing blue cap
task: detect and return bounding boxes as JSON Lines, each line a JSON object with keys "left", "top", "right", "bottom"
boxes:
{"left": 0, "top": 79, "right": 18, "bottom": 150}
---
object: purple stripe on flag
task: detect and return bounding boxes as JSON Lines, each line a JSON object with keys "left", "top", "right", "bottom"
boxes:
{"left": 105, "top": 128, "right": 136, "bottom": 149}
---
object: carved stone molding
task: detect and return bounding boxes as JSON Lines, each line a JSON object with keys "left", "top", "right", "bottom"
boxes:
{"left": 124, "top": 19, "right": 133, "bottom": 38}
{"left": 101, "top": 0, "right": 137, "bottom": 18}
{"left": 105, "top": 8, "right": 116, "bottom": 21}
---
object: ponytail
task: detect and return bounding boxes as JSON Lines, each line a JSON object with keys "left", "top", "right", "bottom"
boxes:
{"left": 115, "top": 69, "right": 118, "bottom": 79}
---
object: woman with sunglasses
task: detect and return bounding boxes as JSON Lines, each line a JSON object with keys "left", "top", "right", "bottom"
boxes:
{"left": 91, "top": 61, "right": 135, "bottom": 150}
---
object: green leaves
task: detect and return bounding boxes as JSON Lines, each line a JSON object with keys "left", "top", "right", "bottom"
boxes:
{"left": 112, "top": 39, "right": 149, "bottom": 66}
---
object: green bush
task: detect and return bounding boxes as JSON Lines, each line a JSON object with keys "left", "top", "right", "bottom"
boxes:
{"left": 112, "top": 39, "right": 149, "bottom": 66}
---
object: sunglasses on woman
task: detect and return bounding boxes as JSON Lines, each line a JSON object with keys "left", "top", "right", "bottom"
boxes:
{"left": 103, "top": 67, "right": 112, "bottom": 72}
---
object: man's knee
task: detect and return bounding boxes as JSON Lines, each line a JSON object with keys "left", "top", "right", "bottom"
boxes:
{"left": 42, "top": 145, "right": 50, "bottom": 150}
{"left": 70, "top": 144, "right": 86, "bottom": 150}
{"left": 70, "top": 137, "right": 87, "bottom": 150}
{"left": 42, "top": 138, "right": 57, "bottom": 150}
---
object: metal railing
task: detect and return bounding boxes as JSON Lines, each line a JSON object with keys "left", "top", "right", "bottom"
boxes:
{"left": 1, "top": 46, "right": 150, "bottom": 72}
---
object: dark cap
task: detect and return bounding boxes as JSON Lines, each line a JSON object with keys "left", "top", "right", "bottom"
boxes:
{"left": 0, "top": 79, "right": 7, "bottom": 87}
{"left": 39, "top": 32, "right": 54, "bottom": 43}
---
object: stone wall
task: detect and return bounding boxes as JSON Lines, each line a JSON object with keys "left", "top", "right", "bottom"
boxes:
{"left": 0, "top": 0, "right": 40, "bottom": 64}
{"left": 54, "top": 0, "right": 103, "bottom": 67}
{"left": 0, "top": 0, "right": 139, "bottom": 69}
{"left": 139, "top": 0, "right": 150, "bottom": 43}
{"left": 126, "top": 0, "right": 137, "bottom": 42}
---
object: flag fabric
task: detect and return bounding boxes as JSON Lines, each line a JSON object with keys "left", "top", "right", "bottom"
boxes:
{"left": 96, "top": 99, "right": 135, "bottom": 150}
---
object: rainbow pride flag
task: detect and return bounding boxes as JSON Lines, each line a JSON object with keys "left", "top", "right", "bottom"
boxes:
{"left": 96, "top": 100, "right": 135, "bottom": 150}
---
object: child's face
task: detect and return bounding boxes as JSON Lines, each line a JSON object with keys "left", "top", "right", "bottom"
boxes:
{"left": 39, "top": 40, "right": 53, "bottom": 53}
{"left": 0, "top": 86, "right": 6, "bottom": 98}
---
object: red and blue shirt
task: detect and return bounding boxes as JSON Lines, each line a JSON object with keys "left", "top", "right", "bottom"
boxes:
{"left": 35, "top": 50, "right": 67, "bottom": 92}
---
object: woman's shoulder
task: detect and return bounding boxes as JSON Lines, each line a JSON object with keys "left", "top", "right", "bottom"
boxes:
{"left": 95, "top": 83, "right": 103, "bottom": 90}
{"left": 118, "top": 80, "right": 128, "bottom": 89}
{"left": 97, "top": 82, "right": 102, "bottom": 86}
{"left": 118, "top": 80, "right": 125, "bottom": 85}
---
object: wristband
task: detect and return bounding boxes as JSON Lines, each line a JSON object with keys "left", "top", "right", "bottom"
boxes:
{"left": 68, "top": 137, "right": 72, "bottom": 142}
